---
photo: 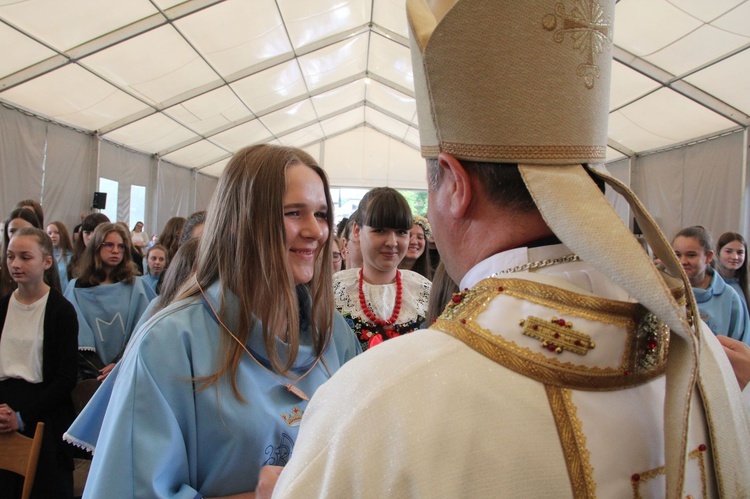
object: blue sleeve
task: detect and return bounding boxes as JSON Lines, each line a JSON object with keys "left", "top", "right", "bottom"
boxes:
{"left": 84, "top": 327, "right": 201, "bottom": 498}
{"left": 732, "top": 294, "right": 750, "bottom": 346}
{"left": 15, "top": 411, "right": 24, "bottom": 432}
{"left": 63, "top": 280, "right": 98, "bottom": 355}
{"left": 332, "top": 310, "right": 362, "bottom": 364}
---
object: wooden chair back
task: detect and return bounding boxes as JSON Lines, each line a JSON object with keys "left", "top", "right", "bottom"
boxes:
{"left": 0, "top": 422, "right": 44, "bottom": 499}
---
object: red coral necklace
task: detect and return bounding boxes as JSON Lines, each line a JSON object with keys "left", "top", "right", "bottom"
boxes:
{"left": 358, "top": 268, "right": 402, "bottom": 327}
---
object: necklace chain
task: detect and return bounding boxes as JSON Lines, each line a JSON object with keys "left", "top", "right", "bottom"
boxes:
{"left": 489, "top": 254, "right": 580, "bottom": 278}
{"left": 197, "top": 282, "right": 324, "bottom": 401}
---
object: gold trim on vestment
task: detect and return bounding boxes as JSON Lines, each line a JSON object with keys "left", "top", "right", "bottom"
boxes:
{"left": 420, "top": 143, "right": 607, "bottom": 160}
{"left": 696, "top": 374, "right": 724, "bottom": 496}
{"left": 546, "top": 386, "right": 597, "bottom": 497}
{"left": 630, "top": 445, "right": 708, "bottom": 498}
{"left": 434, "top": 278, "right": 672, "bottom": 390}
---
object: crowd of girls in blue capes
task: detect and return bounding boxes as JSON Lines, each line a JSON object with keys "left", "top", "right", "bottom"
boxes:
{"left": 0, "top": 146, "right": 748, "bottom": 497}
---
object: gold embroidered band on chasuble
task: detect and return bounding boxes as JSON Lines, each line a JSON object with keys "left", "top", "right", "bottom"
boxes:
{"left": 433, "top": 278, "right": 671, "bottom": 391}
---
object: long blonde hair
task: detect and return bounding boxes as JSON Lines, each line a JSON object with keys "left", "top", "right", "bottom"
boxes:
{"left": 180, "top": 144, "right": 335, "bottom": 400}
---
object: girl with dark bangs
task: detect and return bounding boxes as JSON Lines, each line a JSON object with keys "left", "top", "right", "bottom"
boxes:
{"left": 334, "top": 187, "right": 432, "bottom": 351}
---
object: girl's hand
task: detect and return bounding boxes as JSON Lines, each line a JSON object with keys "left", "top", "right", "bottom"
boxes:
{"left": 255, "top": 466, "right": 283, "bottom": 499}
{"left": 717, "top": 335, "right": 750, "bottom": 390}
{"left": 98, "top": 363, "right": 116, "bottom": 381}
{"left": 0, "top": 404, "right": 19, "bottom": 432}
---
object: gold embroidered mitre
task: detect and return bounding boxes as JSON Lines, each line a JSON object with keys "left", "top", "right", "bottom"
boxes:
{"left": 407, "top": 0, "right": 613, "bottom": 164}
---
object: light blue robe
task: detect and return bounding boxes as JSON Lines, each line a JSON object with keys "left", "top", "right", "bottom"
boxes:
{"left": 725, "top": 276, "right": 748, "bottom": 310}
{"left": 693, "top": 270, "right": 750, "bottom": 344}
{"left": 67, "top": 282, "right": 360, "bottom": 498}
{"left": 142, "top": 273, "right": 160, "bottom": 295}
{"left": 53, "top": 247, "right": 71, "bottom": 292}
{"left": 64, "top": 277, "right": 154, "bottom": 364}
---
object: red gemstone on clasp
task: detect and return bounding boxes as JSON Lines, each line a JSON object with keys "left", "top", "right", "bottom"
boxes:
{"left": 452, "top": 294, "right": 462, "bottom": 304}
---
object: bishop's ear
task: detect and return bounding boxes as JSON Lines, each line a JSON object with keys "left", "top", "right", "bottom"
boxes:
{"left": 437, "top": 152, "right": 472, "bottom": 218}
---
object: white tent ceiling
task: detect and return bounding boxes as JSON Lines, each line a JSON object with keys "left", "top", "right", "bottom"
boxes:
{"left": 1, "top": 0, "right": 749, "bottom": 183}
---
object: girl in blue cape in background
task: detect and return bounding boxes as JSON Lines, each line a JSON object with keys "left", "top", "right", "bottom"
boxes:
{"left": 64, "top": 223, "right": 153, "bottom": 382}
{"left": 66, "top": 144, "right": 360, "bottom": 498}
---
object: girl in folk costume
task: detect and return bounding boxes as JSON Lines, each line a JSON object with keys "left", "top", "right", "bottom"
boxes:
{"left": 64, "top": 223, "right": 153, "bottom": 382}
{"left": 334, "top": 187, "right": 431, "bottom": 351}
{"left": 0, "top": 228, "right": 78, "bottom": 498}
{"left": 672, "top": 226, "right": 750, "bottom": 343}
{"left": 65, "top": 144, "right": 359, "bottom": 498}
{"left": 46, "top": 221, "right": 73, "bottom": 292}
{"left": 715, "top": 232, "right": 749, "bottom": 309}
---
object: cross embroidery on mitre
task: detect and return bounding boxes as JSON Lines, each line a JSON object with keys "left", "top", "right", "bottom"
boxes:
{"left": 542, "top": 0, "right": 613, "bottom": 89}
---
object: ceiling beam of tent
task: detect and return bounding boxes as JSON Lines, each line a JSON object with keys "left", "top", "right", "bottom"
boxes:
{"left": 96, "top": 23, "right": 376, "bottom": 135}
{"left": 367, "top": 72, "right": 415, "bottom": 98}
{"left": 364, "top": 101, "right": 417, "bottom": 129}
{"left": 162, "top": 99, "right": 365, "bottom": 160}
{"left": 363, "top": 122, "right": 420, "bottom": 152}
{"left": 0, "top": 0, "right": 226, "bottom": 92}
{"left": 612, "top": 46, "right": 750, "bottom": 128}
{"left": 607, "top": 138, "right": 635, "bottom": 158}
{"left": 295, "top": 122, "right": 421, "bottom": 158}
{"left": 156, "top": 92, "right": 416, "bottom": 160}
{"left": 192, "top": 117, "right": 421, "bottom": 175}
{"left": 153, "top": 73, "right": 369, "bottom": 156}
{"left": 370, "top": 23, "right": 410, "bottom": 48}
{"left": 634, "top": 126, "right": 745, "bottom": 158}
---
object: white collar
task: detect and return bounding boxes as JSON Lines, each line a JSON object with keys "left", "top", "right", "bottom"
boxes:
{"left": 460, "top": 244, "right": 573, "bottom": 290}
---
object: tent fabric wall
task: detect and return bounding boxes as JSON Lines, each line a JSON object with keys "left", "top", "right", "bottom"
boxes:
{"left": 604, "top": 158, "right": 631, "bottom": 228}
{"left": 195, "top": 173, "right": 218, "bottom": 213}
{"left": 0, "top": 104, "right": 215, "bottom": 234}
{"left": 322, "top": 127, "right": 425, "bottom": 189}
{"left": 2, "top": 104, "right": 748, "bottom": 250}
{"left": 155, "top": 160, "right": 192, "bottom": 235}
{"left": 44, "top": 122, "right": 97, "bottom": 228}
{"left": 682, "top": 132, "right": 744, "bottom": 237}
{"left": 0, "top": 105, "right": 45, "bottom": 219}
{"left": 99, "top": 140, "right": 155, "bottom": 226}
{"left": 632, "top": 131, "right": 745, "bottom": 243}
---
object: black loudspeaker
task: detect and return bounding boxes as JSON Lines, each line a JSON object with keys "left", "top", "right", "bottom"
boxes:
{"left": 92, "top": 192, "right": 107, "bottom": 210}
